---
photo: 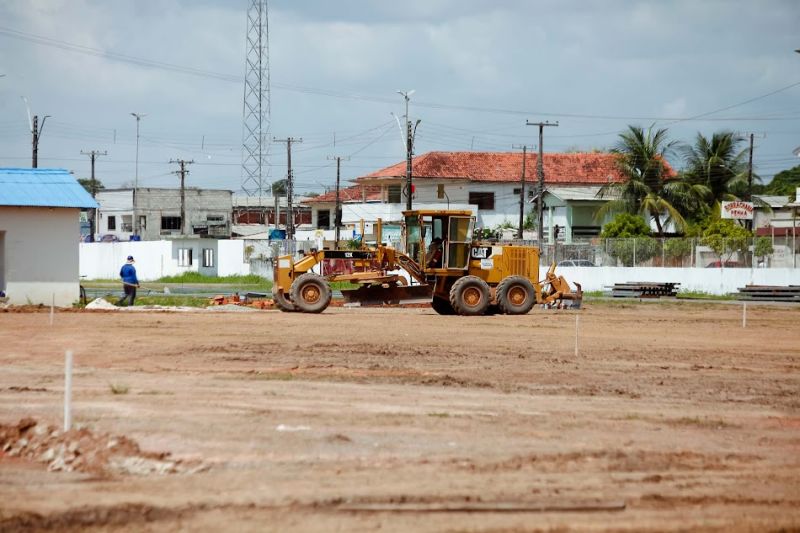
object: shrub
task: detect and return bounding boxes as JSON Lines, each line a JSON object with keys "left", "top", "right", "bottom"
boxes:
{"left": 601, "top": 213, "right": 652, "bottom": 238}
{"left": 701, "top": 219, "right": 751, "bottom": 263}
{"left": 606, "top": 237, "right": 658, "bottom": 266}
{"left": 664, "top": 238, "right": 693, "bottom": 263}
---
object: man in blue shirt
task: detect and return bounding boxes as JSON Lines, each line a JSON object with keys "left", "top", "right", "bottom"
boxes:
{"left": 116, "top": 255, "right": 140, "bottom": 306}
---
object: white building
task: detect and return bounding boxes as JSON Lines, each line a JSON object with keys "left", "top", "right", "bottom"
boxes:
{"left": 95, "top": 187, "right": 233, "bottom": 241}
{"left": 304, "top": 151, "right": 627, "bottom": 242}
{"left": 0, "top": 168, "right": 98, "bottom": 306}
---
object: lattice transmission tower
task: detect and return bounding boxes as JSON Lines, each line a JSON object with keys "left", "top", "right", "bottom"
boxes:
{"left": 240, "top": 0, "right": 271, "bottom": 196}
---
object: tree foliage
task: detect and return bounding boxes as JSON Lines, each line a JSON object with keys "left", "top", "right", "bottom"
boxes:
{"left": 681, "top": 131, "right": 749, "bottom": 214}
{"left": 754, "top": 237, "right": 774, "bottom": 259}
{"left": 78, "top": 178, "right": 104, "bottom": 195}
{"left": 664, "top": 238, "right": 693, "bottom": 262}
{"left": 600, "top": 213, "right": 651, "bottom": 238}
{"left": 271, "top": 179, "right": 287, "bottom": 195}
{"left": 601, "top": 213, "right": 657, "bottom": 265}
{"left": 701, "top": 219, "right": 751, "bottom": 263}
{"left": 762, "top": 165, "right": 800, "bottom": 199}
{"left": 598, "top": 125, "right": 694, "bottom": 237}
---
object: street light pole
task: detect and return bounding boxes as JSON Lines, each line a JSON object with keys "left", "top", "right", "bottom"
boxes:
{"left": 130, "top": 112, "right": 146, "bottom": 236}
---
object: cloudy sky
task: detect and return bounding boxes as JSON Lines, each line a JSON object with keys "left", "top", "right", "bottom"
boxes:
{"left": 0, "top": 0, "right": 798, "bottom": 195}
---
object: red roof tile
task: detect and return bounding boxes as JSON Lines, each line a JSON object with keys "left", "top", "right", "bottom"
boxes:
{"left": 357, "top": 151, "right": 674, "bottom": 184}
{"left": 302, "top": 184, "right": 382, "bottom": 204}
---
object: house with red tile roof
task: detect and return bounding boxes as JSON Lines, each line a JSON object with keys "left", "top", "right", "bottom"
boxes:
{"left": 303, "top": 151, "right": 651, "bottom": 242}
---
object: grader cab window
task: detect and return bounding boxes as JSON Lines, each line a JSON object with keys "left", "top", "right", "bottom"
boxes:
{"left": 405, "top": 215, "right": 422, "bottom": 263}
{"left": 446, "top": 216, "right": 473, "bottom": 269}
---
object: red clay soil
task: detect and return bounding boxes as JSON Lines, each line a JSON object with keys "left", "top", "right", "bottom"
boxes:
{"left": 0, "top": 301, "right": 798, "bottom": 531}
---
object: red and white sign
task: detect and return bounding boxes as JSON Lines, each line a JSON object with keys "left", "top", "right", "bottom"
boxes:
{"left": 721, "top": 201, "right": 754, "bottom": 220}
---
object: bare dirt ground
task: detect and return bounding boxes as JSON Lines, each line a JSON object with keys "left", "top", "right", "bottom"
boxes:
{"left": 0, "top": 301, "right": 798, "bottom": 532}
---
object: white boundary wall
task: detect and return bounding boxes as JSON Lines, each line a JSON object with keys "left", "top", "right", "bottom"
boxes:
{"left": 80, "top": 240, "right": 249, "bottom": 281}
{"left": 549, "top": 266, "right": 800, "bottom": 295}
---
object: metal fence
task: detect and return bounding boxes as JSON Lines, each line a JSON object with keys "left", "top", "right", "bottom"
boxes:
{"left": 534, "top": 236, "right": 799, "bottom": 268}
{"left": 242, "top": 235, "right": 799, "bottom": 270}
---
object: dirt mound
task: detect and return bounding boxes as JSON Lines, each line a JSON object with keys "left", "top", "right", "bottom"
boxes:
{"left": 86, "top": 298, "right": 119, "bottom": 310}
{"left": 0, "top": 418, "right": 205, "bottom": 477}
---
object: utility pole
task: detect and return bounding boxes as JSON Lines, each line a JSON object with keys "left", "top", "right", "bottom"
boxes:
{"left": 526, "top": 120, "right": 559, "bottom": 243}
{"left": 31, "top": 114, "right": 50, "bottom": 168}
{"left": 397, "top": 90, "right": 420, "bottom": 211}
{"left": 170, "top": 159, "right": 194, "bottom": 235}
{"left": 274, "top": 137, "right": 302, "bottom": 239}
{"left": 327, "top": 155, "right": 350, "bottom": 249}
{"left": 747, "top": 133, "right": 754, "bottom": 201}
{"left": 130, "top": 113, "right": 146, "bottom": 236}
{"left": 512, "top": 144, "right": 532, "bottom": 239}
{"left": 81, "top": 150, "right": 107, "bottom": 239}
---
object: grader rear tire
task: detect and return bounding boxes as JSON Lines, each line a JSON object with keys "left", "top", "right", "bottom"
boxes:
{"left": 496, "top": 275, "right": 536, "bottom": 315}
{"left": 272, "top": 289, "right": 297, "bottom": 312}
{"left": 449, "top": 276, "right": 491, "bottom": 316}
{"left": 290, "top": 273, "right": 332, "bottom": 313}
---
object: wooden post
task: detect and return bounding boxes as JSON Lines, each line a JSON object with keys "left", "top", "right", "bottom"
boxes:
{"left": 64, "top": 350, "right": 73, "bottom": 431}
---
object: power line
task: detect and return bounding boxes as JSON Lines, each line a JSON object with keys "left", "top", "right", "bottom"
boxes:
{"left": 2, "top": 25, "right": 799, "bottom": 122}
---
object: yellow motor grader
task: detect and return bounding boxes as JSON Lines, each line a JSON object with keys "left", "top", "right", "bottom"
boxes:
{"left": 272, "top": 209, "right": 582, "bottom": 315}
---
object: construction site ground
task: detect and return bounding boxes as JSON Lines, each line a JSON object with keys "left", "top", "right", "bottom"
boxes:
{"left": 1, "top": 301, "right": 798, "bottom": 532}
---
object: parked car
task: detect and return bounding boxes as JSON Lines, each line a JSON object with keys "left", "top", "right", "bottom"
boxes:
{"left": 705, "top": 260, "right": 742, "bottom": 268}
{"left": 557, "top": 259, "right": 596, "bottom": 267}
{"left": 97, "top": 234, "right": 120, "bottom": 243}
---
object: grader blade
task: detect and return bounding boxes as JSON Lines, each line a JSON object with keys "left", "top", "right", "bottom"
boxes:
{"left": 561, "top": 282, "right": 583, "bottom": 309}
{"left": 341, "top": 284, "right": 432, "bottom": 306}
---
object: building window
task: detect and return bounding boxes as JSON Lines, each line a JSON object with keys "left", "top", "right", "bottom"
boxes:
{"left": 513, "top": 188, "right": 536, "bottom": 198}
{"left": 107, "top": 215, "right": 116, "bottom": 230}
{"left": 468, "top": 192, "right": 495, "bottom": 210}
{"left": 178, "top": 248, "right": 193, "bottom": 267}
{"left": 202, "top": 248, "right": 214, "bottom": 267}
{"left": 207, "top": 215, "right": 224, "bottom": 222}
{"left": 161, "top": 216, "right": 182, "bottom": 230}
{"left": 387, "top": 185, "right": 402, "bottom": 204}
{"left": 139, "top": 215, "right": 147, "bottom": 231}
{"left": 437, "top": 184, "right": 445, "bottom": 199}
{"left": 317, "top": 209, "right": 330, "bottom": 229}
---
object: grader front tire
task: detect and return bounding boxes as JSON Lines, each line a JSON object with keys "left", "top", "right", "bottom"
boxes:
{"left": 496, "top": 275, "right": 536, "bottom": 315}
{"left": 290, "top": 273, "right": 332, "bottom": 313}
{"left": 449, "top": 276, "right": 491, "bottom": 316}
{"left": 272, "top": 289, "right": 297, "bottom": 312}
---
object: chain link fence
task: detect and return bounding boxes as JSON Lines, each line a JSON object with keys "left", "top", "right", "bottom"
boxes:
{"left": 532, "top": 235, "right": 799, "bottom": 268}
{"left": 242, "top": 235, "right": 799, "bottom": 276}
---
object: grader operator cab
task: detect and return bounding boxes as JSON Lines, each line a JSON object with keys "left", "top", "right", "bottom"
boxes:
{"left": 272, "top": 209, "right": 582, "bottom": 315}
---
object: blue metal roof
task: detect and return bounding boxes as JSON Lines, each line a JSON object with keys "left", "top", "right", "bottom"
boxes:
{"left": 0, "top": 168, "right": 99, "bottom": 209}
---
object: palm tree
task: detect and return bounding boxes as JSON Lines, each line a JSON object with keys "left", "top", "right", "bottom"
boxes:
{"left": 681, "top": 131, "right": 749, "bottom": 211}
{"left": 598, "top": 125, "right": 700, "bottom": 237}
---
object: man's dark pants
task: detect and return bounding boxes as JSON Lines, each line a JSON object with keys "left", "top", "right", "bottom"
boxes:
{"left": 117, "top": 284, "right": 136, "bottom": 306}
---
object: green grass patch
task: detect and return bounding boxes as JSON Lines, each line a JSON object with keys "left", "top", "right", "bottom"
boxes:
{"left": 677, "top": 291, "right": 735, "bottom": 301}
{"left": 155, "top": 272, "right": 268, "bottom": 285}
{"left": 427, "top": 412, "right": 451, "bottom": 418}
{"left": 583, "top": 290, "right": 605, "bottom": 298}
{"left": 99, "top": 295, "right": 210, "bottom": 308}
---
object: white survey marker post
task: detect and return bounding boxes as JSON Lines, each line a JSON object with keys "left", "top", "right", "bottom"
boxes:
{"left": 742, "top": 303, "right": 747, "bottom": 328}
{"left": 64, "top": 350, "right": 73, "bottom": 431}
